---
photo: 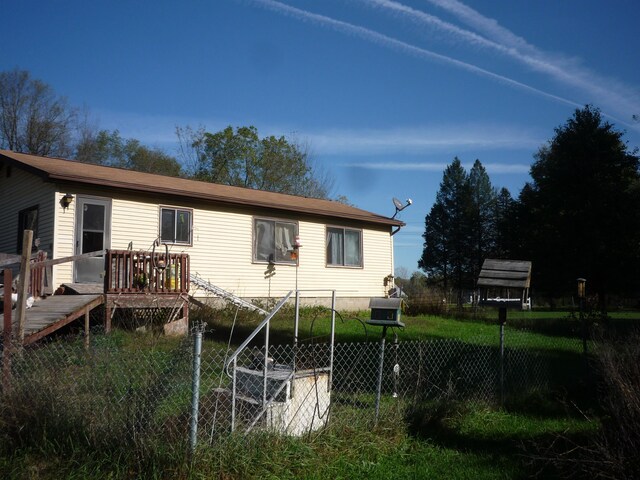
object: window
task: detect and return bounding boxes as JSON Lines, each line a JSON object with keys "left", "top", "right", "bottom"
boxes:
{"left": 326, "top": 227, "right": 362, "bottom": 267}
{"left": 160, "top": 207, "right": 192, "bottom": 244}
{"left": 254, "top": 218, "right": 297, "bottom": 264}
{"left": 17, "top": 205, "right": 38, "bottom": 253}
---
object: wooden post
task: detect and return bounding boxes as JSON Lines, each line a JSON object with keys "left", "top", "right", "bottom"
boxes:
{"left": 84, "top": 308, "right": 90, "bottom": 350}
{"left": 3, "top": 269, "right": 13, "bottom": 393}
{"left": 104, "top": 303, "right": 112, "bottom": 333}
{"left": 16, "top": 229, "right": 33, "bottom": 347}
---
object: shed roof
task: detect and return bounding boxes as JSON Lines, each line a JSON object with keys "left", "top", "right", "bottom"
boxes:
{"left": 0, "top": 150, "right": 404, "bottom": 228}
{"left": 476, "top": 259, "right": 532, "bottom": 289}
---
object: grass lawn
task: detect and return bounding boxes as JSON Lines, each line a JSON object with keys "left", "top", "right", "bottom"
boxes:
{"left": 1, "top": 400, "right": 595, "bottom": 479}
{"left": 204, "top": 306, "right": 589, "bottom": 354}
{"left": 1, "top": 307, "right": 617, "bottom": 479}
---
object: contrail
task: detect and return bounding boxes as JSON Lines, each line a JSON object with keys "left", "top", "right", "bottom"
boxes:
{"left": 250, "top": 0, "right": 582, "bottom": 109}
{"left": 418, "top": 0, "right": 640, "bottom": 122}
{"left": 424, "top": 0, "right": 537, "bottom": 53}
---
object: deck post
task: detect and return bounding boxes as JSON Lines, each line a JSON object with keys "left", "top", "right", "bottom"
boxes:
{"left": 104, "top": 303, "right": 112, "bottom": 333}
{"left": 84, "top": 308, "right": 90, "bottom": 350}
{"left": 2, "top": 269, "right": 13, "bottom": 393}
{"left": 16, "top": 229, "right": 33, "bottom": 348}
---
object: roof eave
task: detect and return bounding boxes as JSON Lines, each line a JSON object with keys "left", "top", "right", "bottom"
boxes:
{"left": 47, "top": 172, "right": 405, "bottom": 227}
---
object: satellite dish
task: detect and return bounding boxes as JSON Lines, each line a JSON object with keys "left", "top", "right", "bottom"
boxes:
{"left": 391, "top": 197, "right": 412, "bottom": 219}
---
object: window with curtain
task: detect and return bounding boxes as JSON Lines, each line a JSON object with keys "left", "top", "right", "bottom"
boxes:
{"left": 160, "top": 207, "right": 192, "bottom": 244}
{"left": 326, "top": 226, "right": 362, "bottom": 267}
{"left": 254, "top": 218, "right": 297, "bottom": 264}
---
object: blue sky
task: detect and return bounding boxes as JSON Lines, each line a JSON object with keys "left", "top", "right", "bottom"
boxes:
{"left": 3, "top": 0, "right": 640, "bottom": 275}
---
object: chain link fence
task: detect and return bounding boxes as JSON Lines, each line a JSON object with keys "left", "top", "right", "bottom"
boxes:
{"left": 0, "top": 323, "right": 587, "bottom": 456}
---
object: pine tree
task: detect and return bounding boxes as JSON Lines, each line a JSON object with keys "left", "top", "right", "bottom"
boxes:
{"left": 419, "top": 158, "right": 472, "bottom": 306}
{"left": 468, "top": 159, "right": 498, "bottom": 279}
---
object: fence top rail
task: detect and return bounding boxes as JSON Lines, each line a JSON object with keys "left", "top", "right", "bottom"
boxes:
{"left": 225, "top": 290, "right": 293, "bottom": 371}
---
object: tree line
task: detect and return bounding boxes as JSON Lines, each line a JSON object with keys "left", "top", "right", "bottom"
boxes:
{"left": 0, "top": 68, "right": 334, "bottom": 199}
{"left": 419, "top": 105, "right": 640, "bottom": 308}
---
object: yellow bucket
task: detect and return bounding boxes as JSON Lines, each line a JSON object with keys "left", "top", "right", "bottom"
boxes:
{"left": 165, "top": 264, "right": 178, "bottom": 289}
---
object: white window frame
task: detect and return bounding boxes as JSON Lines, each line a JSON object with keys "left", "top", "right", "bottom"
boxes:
{"left": 326, "top": 226, "right": 363, "bottom": 268}
{"left": 253, "top": 217, "right": 298, "bottom": 265}
{"left": 160, "top": 206, "right": 193, "bottom": 245}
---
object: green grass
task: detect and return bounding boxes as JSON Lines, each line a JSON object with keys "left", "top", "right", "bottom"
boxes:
{"left": 2, "top": 307, "right": 620, "bottom": 480}
{"left": 249, "top": 311, "right": 586, "bottom": 354}
{"left": 1, "top": 399, "right": 595, "bottom": 479}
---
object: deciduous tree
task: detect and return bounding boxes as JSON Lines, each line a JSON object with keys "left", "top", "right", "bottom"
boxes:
{"left": 0, "top": 69, "right": 76, "bottom": 157}
{"left": 75, "top": 129, "right": 181, "bottom": 176}
{"left": 177, "top": 125, "right": 333, "bottom": 198}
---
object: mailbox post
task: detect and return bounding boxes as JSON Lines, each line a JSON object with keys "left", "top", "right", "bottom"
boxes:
{"left": 366, "top": 298, "right": 404, "bottom": 422}
{"left": 477, "top": 259, "right": 532, "bottom": 404}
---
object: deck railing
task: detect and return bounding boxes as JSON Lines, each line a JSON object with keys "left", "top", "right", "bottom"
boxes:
{"left": 105, "top": 250, "right": 190, "bottom": 295}
{"left": 29, "top": 251, "right": 48, "bottom": 298}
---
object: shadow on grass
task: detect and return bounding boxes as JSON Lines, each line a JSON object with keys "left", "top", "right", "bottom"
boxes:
{"left": 405, "top": 401, "right": 596, "bottom": 480}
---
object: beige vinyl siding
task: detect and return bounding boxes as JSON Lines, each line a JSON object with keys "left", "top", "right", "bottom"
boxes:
{"left": 37, "top": 184, "right": 393, "bottom": 302}
{"left": 111, "top": 196, "right": 159, "bottom": 250}
{"left": 0, "top": 167, "right": 55, "bottom": 256}
{"left": 187, "top": 209, "right": 392, "bottom": 300}
{"left": 52, "top": 191, "right": 77, "bottom": 285}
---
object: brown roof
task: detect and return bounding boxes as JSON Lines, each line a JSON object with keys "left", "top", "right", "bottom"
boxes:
{"left": 0, "top": 150, "right": 403, "bottom": 227}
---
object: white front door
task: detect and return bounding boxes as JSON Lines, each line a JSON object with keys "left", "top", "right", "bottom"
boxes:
{"left": 74, "top": 196, "right": 111, "bottom": 283}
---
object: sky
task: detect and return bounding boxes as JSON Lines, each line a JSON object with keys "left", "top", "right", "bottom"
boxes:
{"left": 2, "top": 0, "right": 640, "bottom": 275}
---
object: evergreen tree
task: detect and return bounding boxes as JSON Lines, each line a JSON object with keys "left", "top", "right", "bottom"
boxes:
{"left": 419, "top": 158, "right": 472, "bottom": 305}
{"left": 468, "top": 159, "right": 498, "bottom": 278}
{"left": 518, "top": 105, "right": 640, "bottom": 306}
{"left": 494, "top": 187, "right": 516, "bottom": 258}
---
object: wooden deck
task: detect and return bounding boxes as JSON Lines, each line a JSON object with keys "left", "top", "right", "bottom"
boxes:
{"left": 0, "top": 248, "right": 190, "bottom": 344}
{"left": 1, "top": 294, "right": 104, "bottom": 345}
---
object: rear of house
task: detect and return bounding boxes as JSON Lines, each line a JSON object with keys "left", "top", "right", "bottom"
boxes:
{"left": 0, "top": 150, "right": 403, "bottom": 309}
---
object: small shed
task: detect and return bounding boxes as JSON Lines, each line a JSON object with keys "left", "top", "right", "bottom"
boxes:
{"left": 477, "top": 259, "right": 532, "bottom": 310}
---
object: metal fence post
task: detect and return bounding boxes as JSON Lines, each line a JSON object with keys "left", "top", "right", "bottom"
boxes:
{"left": 231, "top": 357, "right": 237, "bottom": 432}
{"left": 189, "top": 327, "right": 203, "bottom": 455}
{"left": 328, "top": 290, "right": 336, "bottom": 392}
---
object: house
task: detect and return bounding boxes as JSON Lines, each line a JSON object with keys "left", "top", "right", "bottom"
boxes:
{"left": 0, "top": 150, "right": 404, "bottom": 310}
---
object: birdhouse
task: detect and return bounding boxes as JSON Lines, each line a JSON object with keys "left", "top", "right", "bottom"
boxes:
{"left": 366, "top": 297, "right": 405, "bottom": 328}
{"left": 477, "top": 259, "right": 532, "bottom": 310}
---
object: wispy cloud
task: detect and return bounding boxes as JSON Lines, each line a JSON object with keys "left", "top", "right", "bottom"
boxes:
{"left": 305, "top": 124, "right": 542, "bottom": 155}
{"left": 250, "top": 0, "right": 582, "bottom": 108}
{"left": 341, "top": 160, "right": 530, "bottom": 174}
{"left": 96, "top": 107, "right": 543, "bottom": 157}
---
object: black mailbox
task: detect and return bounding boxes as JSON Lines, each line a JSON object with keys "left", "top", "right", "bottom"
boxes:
{"left": 366, "top": 297, "right": 405, "bottom": 328}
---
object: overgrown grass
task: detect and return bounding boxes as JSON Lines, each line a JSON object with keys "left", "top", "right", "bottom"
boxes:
{"left": 4, "top": 305, "right": 633, "bottom": 479}
{"left": 0, "top": 396, "right": 596, "bottom": 479}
